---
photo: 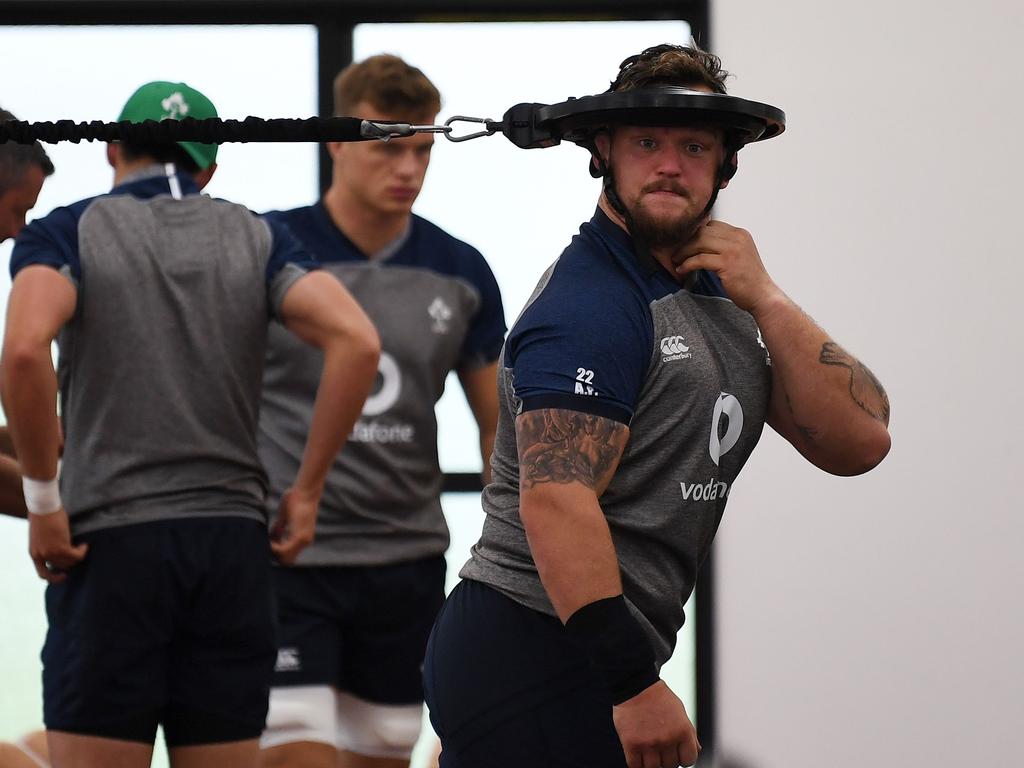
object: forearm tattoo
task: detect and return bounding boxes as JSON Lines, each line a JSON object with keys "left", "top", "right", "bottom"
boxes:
{"left": 784, "top": 389, "right": 820, "bottom": 443}
{"left": 819, "top": 342, "right": 891, "bottom": 423}
{"left": 516, "top": 409, "right": 628, "bottom": 490}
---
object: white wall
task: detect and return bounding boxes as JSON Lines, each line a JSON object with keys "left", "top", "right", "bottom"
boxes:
{"left": 711, "top": 1, "right": 1023, "bottom": 765}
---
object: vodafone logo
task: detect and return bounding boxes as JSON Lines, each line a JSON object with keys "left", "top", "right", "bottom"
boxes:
{"left": 709, "top": 393, "right": 743, "bottom": 465}
{"left": 351, "top": 351, "right": 416, "bottom": 444}
{"left": 362, "top": 352, "right": 401, "bottom": 416}
{"left": 681, "top": 393, "right": 746, "bottom": 503}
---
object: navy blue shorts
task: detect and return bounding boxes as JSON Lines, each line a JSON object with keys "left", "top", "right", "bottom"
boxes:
{"left": 423, "top": 579, "right": 628, "bottom": 768}
{"left": 271, "top": 555, "right": 446, "bottom": 704}
{"left": 42, "top": 517, "right": 277, "bottom": 746}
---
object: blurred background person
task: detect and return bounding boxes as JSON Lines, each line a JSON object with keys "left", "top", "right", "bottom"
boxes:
{"left": 259, "top": 54, "right": 505, "bottom": 768}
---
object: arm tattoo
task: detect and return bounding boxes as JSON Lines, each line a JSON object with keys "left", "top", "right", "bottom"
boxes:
{"left": 516, "top": 409, "right": 628, "bottom": 491}
{"left": 784, "top": 389, "right": 820, "bottom": 443}
{"left": 819, "top": 342, "right": 891, "bottom": 423}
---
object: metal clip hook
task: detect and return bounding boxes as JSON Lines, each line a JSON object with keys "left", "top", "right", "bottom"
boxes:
{"left": 361, "top": 121, "right": 453, "bottom": 142}
{"left": 444, "top": 116, "right": 500, "bottom": 143}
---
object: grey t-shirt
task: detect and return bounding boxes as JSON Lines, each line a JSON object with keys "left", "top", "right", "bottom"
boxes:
{"left": 11, "top": 165, "right": 311, "bottom": 535}
{"left": 460, "top": 211, "right": 774, "bottom": 668}
{"left": 259, "top": 206, "right": 506, "bottom": 566}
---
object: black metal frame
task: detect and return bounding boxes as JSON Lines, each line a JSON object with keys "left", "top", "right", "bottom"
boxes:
{"left": 1, "top": 1, "right": 718, "bottom": 759}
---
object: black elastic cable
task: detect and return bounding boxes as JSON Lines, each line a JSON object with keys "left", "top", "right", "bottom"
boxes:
{"left": 0, "top": 116, "right": 371, "bottom": 145}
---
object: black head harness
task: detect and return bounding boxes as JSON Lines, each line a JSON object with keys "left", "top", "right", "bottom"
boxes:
{"left": 498, "top": 88, "right": 785, "bottom": 220}
{"left": 437, "top": 85, "right": 784, "bottom": 279}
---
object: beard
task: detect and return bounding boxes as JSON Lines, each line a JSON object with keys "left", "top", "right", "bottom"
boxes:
{"left": 621, "top": 180, "right": 710, "bottom": 249}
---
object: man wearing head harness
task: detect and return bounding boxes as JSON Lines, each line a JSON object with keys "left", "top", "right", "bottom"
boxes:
{"left": 423, "top": 43, "right": 892, "bottom": 768}
{"left": 1, "top": 81, "right": 380, "bottom": 768}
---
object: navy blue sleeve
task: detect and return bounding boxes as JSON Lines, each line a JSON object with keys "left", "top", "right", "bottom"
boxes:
{"left": 458, "top": 245, "right": 507, "bottom": 369}
{"left": 263, "top": 216, "right": 320, "bottom": 285}
{"left": 506, "top": 261, "right": 652, "bottom": 426}
{"left": 262, "top": 216, "right": 323, "bottom": 319}
{"left": 10, "top": 205, "right": 83, "bottom": 283}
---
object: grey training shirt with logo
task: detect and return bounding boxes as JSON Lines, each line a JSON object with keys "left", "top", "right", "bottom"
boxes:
{"left": 259, "top": 205, "right": 506, "bottom": 567}
{"left": 10, "top": 165, "right": 313, "bottom": 535}
{"left": 461, "top": 210, "right": 774, "bottom": 668}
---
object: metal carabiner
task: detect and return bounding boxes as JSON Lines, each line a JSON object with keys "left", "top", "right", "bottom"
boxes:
{"left": 444, "top": 115, "right": 500, "bottom": 143}
{"left": 361, "top": 121, "right": 453, "bottom": 142}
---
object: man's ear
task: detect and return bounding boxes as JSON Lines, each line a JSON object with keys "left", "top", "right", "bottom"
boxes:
{"left": 194, "top": 163, "right": 217, "bottom": 191}
{"left": 589, "top": 133, "right": 612, "bottom": 178}
{"left": 106, "top": 143, "right": 119, "bottom": 169}
{"left": 720, "top": 153, "right": 738, "bottom": 189}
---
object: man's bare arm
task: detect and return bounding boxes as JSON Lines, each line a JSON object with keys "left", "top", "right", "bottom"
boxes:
{"left": 516, "top": 408, "right": 628, "bottom": 621}
{"left": 674, "top": 221, "right": 891, "bottom": 475}
{"left": 0, "top": 426, "right": 16, "bottom": 458}
{"left": 0, "top": 455, "right": 27, "bottom": 518}
{"left": 457, "top": 361, "right": 500, "bottom": 486}
{"left": 757, "top": 295, "right": 892, "bottom": 475}
{"left": 1, "top": 266, "right": 85, "bottom": 581}
{"left": 0, "top": 266, "right": 71, "bottom": 482}
{"left": 517, "top": 407, "right": 700, "bottom": 767}
{"left": 272, "top": 270, "right": 380, "bottom": 563}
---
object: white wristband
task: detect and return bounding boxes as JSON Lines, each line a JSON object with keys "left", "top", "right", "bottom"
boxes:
{"left": 22, "top": 476, "right": 62, "bottom": 516}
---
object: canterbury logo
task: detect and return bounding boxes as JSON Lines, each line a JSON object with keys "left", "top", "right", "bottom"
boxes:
{"left": 660, "top": 336, "right": 690, "bottom": 355}
{"left": 274, "top": 647, "right": 301, "bottom": 672}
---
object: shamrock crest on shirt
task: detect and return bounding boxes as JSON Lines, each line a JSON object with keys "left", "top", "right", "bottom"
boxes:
{"left": 428, "top": 297, "right": 453, "bottom": 334}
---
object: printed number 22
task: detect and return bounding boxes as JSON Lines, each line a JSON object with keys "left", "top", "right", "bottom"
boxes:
{"left": 575, "top": 368, "right": 597, "bottom": 395}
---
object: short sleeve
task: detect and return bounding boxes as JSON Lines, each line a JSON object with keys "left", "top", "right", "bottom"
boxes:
{"left": 458, "top": 245, "right": 507, "bottom": 369}
{"left": 263, "top": 216, "right": 320, "bottom": 318}
{"left": 10, "top": 206, "right": 83, "bottom": 286}
{"left": 506, "top": 261, "right": 653, "bottom": 426}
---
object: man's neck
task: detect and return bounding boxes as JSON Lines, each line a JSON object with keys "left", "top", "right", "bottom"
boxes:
{"left": 112, "top": 158, "right": 166, "bottom": 187}
{"left": 598, "top": 196, "right": 686, "bottom": 285}
{"left": 323, "top": 184, "right": 411, "bottom": 257}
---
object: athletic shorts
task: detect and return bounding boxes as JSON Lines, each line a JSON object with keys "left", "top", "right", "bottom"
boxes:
{"left": 423, "top": 579, "right": 628, "bottom": 768}
{"left": 42, "top": 517, "right": 277, "bottom": 747}
{"left": 271, "top": 555, "right": 446, "bottom": 704}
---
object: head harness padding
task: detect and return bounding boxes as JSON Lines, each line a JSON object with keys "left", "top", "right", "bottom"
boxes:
{"left": 543, "top": 86, "right": 782, "bottom": 223}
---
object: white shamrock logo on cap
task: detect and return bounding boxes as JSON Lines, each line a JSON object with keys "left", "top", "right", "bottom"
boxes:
{"left": 161, "top": 92, "right": 190, "bottom": 119}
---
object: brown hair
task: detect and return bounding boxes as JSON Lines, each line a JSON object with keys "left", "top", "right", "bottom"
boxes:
{"left": 0, "top": 107, "right": 55, "bottom": 194}
{"left": 609, "top": 43, "right": 730, "bottom": 95}
{"left": 333, "top": 54, "right": 441, "bottom": 118}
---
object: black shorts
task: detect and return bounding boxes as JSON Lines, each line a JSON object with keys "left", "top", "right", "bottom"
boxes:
{"left": 271, "top": 555, "right": 446, "bottom": 704}
{"left": 42, "top": 517, "right": 276, "bottom": 747}
{"left": 423, "top": 579, "right": 628, "bottom": 768}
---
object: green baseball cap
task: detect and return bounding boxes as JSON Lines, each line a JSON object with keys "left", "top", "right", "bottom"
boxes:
{"left": 117, "top": 81, "right": 219, "bottom": 170}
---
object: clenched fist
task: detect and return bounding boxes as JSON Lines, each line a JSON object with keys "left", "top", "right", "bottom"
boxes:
{"left": 613, "top": 680, "right": 702, "bottom": 768}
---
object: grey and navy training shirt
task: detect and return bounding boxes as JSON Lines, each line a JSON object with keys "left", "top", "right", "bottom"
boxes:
{"left": 10, "top": 164, "right": 313, "bottom": 535}
{"left": 259, "top": 203, "right": 506, "bottom": 567}
{"left": 461, "top": 209, "right": 774, "bottom": 667}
